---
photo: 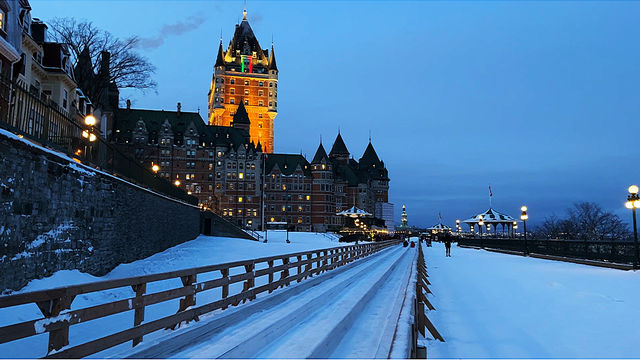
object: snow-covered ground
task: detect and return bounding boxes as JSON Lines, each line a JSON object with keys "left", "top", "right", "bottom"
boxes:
{"left": 0, "top": 231, "right": 345, "bottom": 358}
{"left": 424, "top": 242, "right": 640, "bottom": 358}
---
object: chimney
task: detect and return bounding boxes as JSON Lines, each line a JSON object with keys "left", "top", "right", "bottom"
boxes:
{"left": 126, "top": 99, "right": 131, "bottom": 110}
{"left": 177, "top": 102, "right": 181, "bottom": 116}
{"left": 30, "top": 18, "right": 47, "bottom": 44}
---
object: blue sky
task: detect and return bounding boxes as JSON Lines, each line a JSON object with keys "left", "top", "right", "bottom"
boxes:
{"left": 32, "top": 0, "right": 640, "bottom": 228}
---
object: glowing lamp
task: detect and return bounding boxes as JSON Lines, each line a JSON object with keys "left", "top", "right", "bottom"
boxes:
{"left": 152, "top": 164, "right": 160, "bottom": 173}
{"left": 629, "top": 185, "right": 639, "bottom": 195}
{"left": 174, "top": 180, "right": 181, "bottom": 186}
{"left": 84, "top": 115, "right": 97, "bottom": 126}
{"left": 521, "top": 206, "right": 528, "bottom": 212}
{"left": 635, "top": 200, "right": 640, "bottom": 208}
{"left": 82, "top": 130, "right": 89, "bottom": 138}
{"left": 521, "top": 214, "right": 529, "bottom": 220}
{"left": 88, "top": 133, "right": 97, "bottom": 142}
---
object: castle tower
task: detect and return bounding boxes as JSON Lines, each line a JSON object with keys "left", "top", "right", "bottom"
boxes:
{"left": 401, "top": 205, "right": 408, "bottom": 227}
{"left": 208, "top": 8, "right": 278, "bottom": 153}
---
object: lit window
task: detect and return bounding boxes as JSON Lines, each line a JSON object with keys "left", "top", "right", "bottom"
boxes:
{"left": 244, "top": 80, "right": 249, "bottom": 85}
{"left": 239, "top": 172, "right": 244, "bottom": 179}
{"left": 238, "top": 197, "right": 243, "bottom": 203}
{"left": 244, "top": 89, "right": 249, "bottom": 95}
{"left": 306, "top": 195, "right": 310, "bottom": 201}
{"left": 0, "top": 9, "right": 5, "bottom": 31}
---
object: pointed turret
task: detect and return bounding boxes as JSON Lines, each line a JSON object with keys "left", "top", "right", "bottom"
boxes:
{"left": 329, "top": 132, "right": 349, "bottom": 157}
{"left": 311, "top": 142, "right": 328, "bottom": 164}
{"left": 232, "top": 102, "right": 250, "bottom": 131}
{"left": 359, "top": 141, "right": 381, "bottom": 169}
{"left": 256, "top": 140, "right": 263, "bottom": 153}
{"left": 269, "top": 44, "right": 278, "bottom": 71}
{"left": 215, "top": 40, "right": 225, "bottom": 67}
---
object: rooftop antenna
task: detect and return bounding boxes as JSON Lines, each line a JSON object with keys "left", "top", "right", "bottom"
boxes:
{"left": 220, "top": 28, "right": 223, "bottom": 42}
{"left": 368, "top": 129, "right": 372, "bottom": 143}
{"left": 243, "top": 0, "right": 247, "bottom": 20}
{"left": 338, "top": 125, "right": 340, "bottom": 134}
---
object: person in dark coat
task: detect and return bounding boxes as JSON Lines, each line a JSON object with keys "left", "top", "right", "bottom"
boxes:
{"left": 444, "top": 232, "right": 452, "bottom": 257}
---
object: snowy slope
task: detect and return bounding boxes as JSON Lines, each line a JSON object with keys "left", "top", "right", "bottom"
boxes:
{"left": 424, "top": 242, "right": 640, "bottom": 358}
{"left": 0, "top": 232, "right": 345, "bottom": 358}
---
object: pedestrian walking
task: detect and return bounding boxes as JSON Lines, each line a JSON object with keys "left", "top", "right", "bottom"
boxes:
{"left": 444, "top": 232, "right": 452, "bottom": 257}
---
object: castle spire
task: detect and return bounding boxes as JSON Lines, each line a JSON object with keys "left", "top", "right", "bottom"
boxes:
{"left": 243, "top": 1, "right": 247, "bottom": 21}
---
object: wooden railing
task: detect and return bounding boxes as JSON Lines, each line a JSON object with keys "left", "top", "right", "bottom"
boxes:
{"left": 458, "top": 238, "right": 638, "bottom": 265}
{"left": 411, "top": 240, "right": 444, "bottom": 359}
{"left": 0, "top": 240, "right": 400, "bottom": 358}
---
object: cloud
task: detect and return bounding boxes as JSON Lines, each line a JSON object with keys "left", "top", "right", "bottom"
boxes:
{"left": 135, "top": 15, "right": 206, "bottom": 50}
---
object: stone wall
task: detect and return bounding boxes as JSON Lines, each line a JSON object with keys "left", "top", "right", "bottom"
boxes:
{"left": 0, "top": 131, "right": 201, "bottom": 292}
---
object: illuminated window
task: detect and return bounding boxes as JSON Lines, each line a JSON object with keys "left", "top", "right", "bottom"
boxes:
{"left": 322, "top": 164, "right": 326, "bottom": 170}
{"left": 258, "top": 90, "right": 263, "bottom": 96}
{"left": 244, "top": 99, "right": 249, "bottom": 105}
{"left": 306, "top": 195, "right": 310, "bottom": 201}
{"left": 244, "top": 80, "right": 249, "bottom": 85}
{"left": 259, "top": 101, "right": 263, "bottom": 106}
{"left": 244, "top": 89, "right": 249, "bottom": 95}
{"left": 230, "top": 88, "right": 235, "bottom": 94}
{"left": 270, "top": 217, "right": 275, "bottom": 222}
{"left": 239, "top": 172, "right": 244, "bottom": 179}
{"left": 0, "top": 10, "right": 5, "bottom": 31}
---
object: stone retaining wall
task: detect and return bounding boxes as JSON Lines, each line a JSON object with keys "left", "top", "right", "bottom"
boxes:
{"left": 0, "top": 131, "right": 201, "bottom": 292}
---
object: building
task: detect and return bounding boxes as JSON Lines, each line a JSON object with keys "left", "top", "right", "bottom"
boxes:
{"left": 207, "top": 9, "right": 278, "bottom": 153}
{"left": 263, "top": 153, "right": 313, "bottom": 231}
{"left": 111, "top": 102, "right": 263, "bottom": 229}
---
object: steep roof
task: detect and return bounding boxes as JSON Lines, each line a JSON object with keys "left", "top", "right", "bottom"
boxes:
{"left": 265, "top": 153, "right": 311, "bottom": 176}
{"left": 329, "top": 132, "right": 349, "bottom": 156}
{"left": 359, "top": 142, "right": 381, "bottom": 169}
{"left": 214, "top": 41, "right": 225, "bottom": 67}
{"left": 269, "top": 44, "right": 278, "bottom": 71}
{"left": 228, "top": 12, "right": 266, "bottom": 60}
{"left": 311, "top": 143, "right": 328, "bottom": 164}
{"left": 113, "top": 108, "right": 250, "bottom": 149}
{"left": 233, "top": 102, "right": 250, "bottom": 124}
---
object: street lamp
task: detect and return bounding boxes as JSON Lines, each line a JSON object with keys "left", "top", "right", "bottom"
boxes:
{"left": 456, "top": 219, "right": 461, "bottom": 236}
{"left": 478, "top": 215, "right": 484, "bottom": 236}
{"left": 174, "top": 180, "right": 181, "bottom": 186}
{"left": 84, "top": 115, "right": 97, "bottom": 127}
{"left": 521, "top": 206, "right": 529, "bottom": 255}
{"left": 512, "top": 221, "right": 517, "bottom": 238}
{"left": 151, "top": 163, "right": 160, "bottom": 173}
{"left": 626, "top": 185, "right": 640, "bottom": 265}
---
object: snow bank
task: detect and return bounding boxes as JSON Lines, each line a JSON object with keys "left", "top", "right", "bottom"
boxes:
{"left": 423, "top": 242, "right": 640, "bottom": 358}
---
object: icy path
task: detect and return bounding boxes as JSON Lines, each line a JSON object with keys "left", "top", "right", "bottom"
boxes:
{"left": 121, "top": 244, "right": 415, "bottom": 359}
{"left": 424, "top": 242, "right": 640, "bottom": 358}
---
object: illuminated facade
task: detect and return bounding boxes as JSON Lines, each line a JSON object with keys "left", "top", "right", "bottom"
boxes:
{"left": 208, "top": 9, "right": 278, "bottom": 153}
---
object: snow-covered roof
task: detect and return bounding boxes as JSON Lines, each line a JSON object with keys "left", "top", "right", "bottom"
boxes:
{"left": 427, "top": 223, "right": 452, "bottom": 231}
{"left": 336, "top": 206, "right": 372, "bottom": 218}
{"left": 462, "top": 208, "right": 516, "bottom": 224}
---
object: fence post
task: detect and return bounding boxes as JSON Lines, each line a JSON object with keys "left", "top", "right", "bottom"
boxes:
{"left": 297, "top": 255, "right": 303, "bottom": 282}
{"left": 281, "top": 257, "right": 290, "bottom": 287}
{"left": 221, "top": 268, "right": 229, "bottom": 309}
{"left": 36, "top": 295, "right": 76, "bottom": 353}
{"left": 131, "top": 283, "right": 146, "bottom": 347}
{"left": 243, "top": 263, "right": 255, "bottom": 302}
{"left": 267, "top": 260, "right": 274, "bottom": 293}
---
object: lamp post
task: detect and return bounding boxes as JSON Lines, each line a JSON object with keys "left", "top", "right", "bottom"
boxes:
{"left": 151, "top": 163, "right": 160, "bottom": 173}
{"left": 478, "top": 216, "right": 485, "bottom": 248}
{"left": 512, "top": 221, "right": 517, "bottom": 239}
{"left": 625, "top": 185, "right": 640, "bottom": 266}
{"left": 456, "top": 219, "right": 461, "bottom": 236}
{"left": 521, "top": 206, "right": 529, "bottom": 255}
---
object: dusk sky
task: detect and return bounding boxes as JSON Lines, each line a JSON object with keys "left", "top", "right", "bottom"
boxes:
{"left": 32, "top": 0, "right": 640, "bottom": 228}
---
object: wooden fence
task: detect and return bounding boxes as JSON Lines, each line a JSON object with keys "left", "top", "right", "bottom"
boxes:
{"left": 411, "top": 240, "right": 444, "bottom": 358}
{"left": 0, "top": 240, "right": 400, "bottom": 358}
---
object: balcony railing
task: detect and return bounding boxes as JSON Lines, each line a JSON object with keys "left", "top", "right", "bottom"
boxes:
{"left": 0, "top": 75, "right": 197, "bottom": 205}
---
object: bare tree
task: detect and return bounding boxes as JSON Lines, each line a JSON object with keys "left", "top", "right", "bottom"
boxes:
{"left": 535, "top": 202, "right": 631, "bottom": 241}
{"left": 47, "top": 18, "right": 156, "bottom": 104}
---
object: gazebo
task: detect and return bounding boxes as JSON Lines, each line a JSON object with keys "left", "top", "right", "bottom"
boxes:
{"left": 426, "top": 223, "right": 452, "bottom": 234}
{"left": 462, "top": 208, "right": 517, "bottom": 236}
{"left": 336, "top": 206, "right": 372, "bottom": 218}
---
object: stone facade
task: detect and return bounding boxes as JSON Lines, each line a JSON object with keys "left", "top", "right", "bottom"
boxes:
{"left": 0, "top": 131, "right": 200, "bottom": 292}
